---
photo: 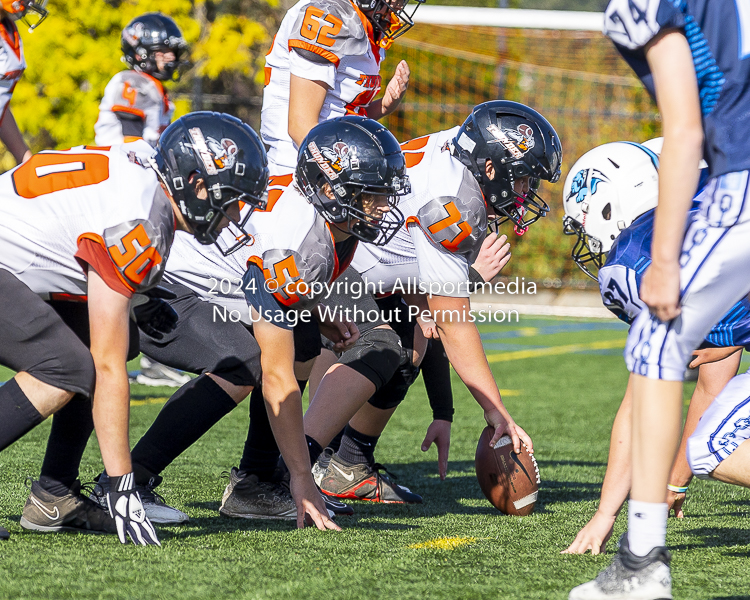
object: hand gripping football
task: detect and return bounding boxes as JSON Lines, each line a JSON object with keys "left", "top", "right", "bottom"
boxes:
{"left": 475, "top": 427, "right": 540, "bottom": 516}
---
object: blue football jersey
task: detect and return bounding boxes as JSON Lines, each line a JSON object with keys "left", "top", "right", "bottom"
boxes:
{"left": 599, "top": 202, "right": 750, "bottom": 348}
{"left": 604, "top": 0, "right": 750, "bottom": 178}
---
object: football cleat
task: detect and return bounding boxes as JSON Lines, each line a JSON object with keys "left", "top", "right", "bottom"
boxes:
{"left": 20, "top": 480, "right": 116, "bottom": 534}
{"left": 90, "top": 473, "right": 189, "bottom": 525}
{"left": 0, "top": 524, "right": 9, "bottom": 540}
{"left": 569, "top": 534, "right": 672, "bottom": 600}
{"left": 312, "top": 447, "right": 335, "bottom": 487}
{"left": 135, "top": 356, "right": 191, "bottom": 388}
{"left": 274, "top": 456, "right": 351, "bottom": 516}
{"left": 319, "top": 490, "right": 354, "bottom": 516}
{"left": 320, "top": 455, "right": 423, "bottom": 504}
{"left": 219, "top": 468, "right": 297, "bottom": 520}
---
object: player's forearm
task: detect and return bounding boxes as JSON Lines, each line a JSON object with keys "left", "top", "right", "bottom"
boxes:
{"left": 261, "top": 368, "right": 310, "bottom": 476}
{"left": 365, "top": 99, "right": 387, "bottom": 120}
{"left": 91, "top": 363, "right": 133, "bottom": 477}
{"left": 598, "top": 379, "right": 634, "bottom": 518}
{"left": 429, "top": 296, "right": 504, "bottom": 414}
{"left": 650, "top": 137, "right": 702, "bottom": 264}
{"left": 0, "top": 109, "right": 30, "bottom": 164}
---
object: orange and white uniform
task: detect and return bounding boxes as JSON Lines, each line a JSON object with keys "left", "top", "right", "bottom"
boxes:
{"left": 165, "top": 174, "right": 356, "bottom": 320}
{"left": 261, "top": 0, "right": 385, "bottom": 173}
{"left": 352, "top": 127, "right": 487, "bottom": 297}
{"left": 0, "top": 18, "right": 25, "bottom": 124}
{"left": 0, "top": 140, "right": 175, "bottom": 298}
{"left": 95, "top": 71, "right": 174, "bottom": 147}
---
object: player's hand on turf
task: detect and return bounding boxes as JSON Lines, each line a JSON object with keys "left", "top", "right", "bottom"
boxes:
{"left": 381, "top": 60, "right": 409, "bottom": 114}
{"left": 667, "top": 488, "right": 686, "bottom": 519}
{"left": 289, "top": 472, "right": 341, "bottom": 531}
{"left": 106, "top": 473, "right": 161, "bottom": 546}
{"left": 471, "top": 234, "right": 511, "bottom": 282}
{"left": 132, "top": 287, "right": 178, "bottom": 340}
{"left": 562, "top": 511, "right": 616, "bottom": 555}
{"left": 640, "top": 260, "right": 681, "bottom": 322}
{"left": 421, "top": 419, "right": 451, "bottom": 480}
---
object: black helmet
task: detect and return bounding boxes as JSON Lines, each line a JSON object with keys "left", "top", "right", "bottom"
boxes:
{"left": 2, "top": 0, "right": 48, "bottom": 30}
{"left": 453, "top": 100, "right": 562, "bottom": 233}
{"left": 296, "top": 116, "right": 409, "bottom": 246}
{"left": 154, "top": 111, "right": 269, "bottom": 255}
{"left": 122, "top": 13, "right": 189, "bottom": 82}
{"left": 354, "top": 0, "right": 426, "bottom": 49}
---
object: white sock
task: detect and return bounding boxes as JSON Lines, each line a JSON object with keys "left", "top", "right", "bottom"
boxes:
{"left": 628, "top": 500, "right": 668, "bottom": 556}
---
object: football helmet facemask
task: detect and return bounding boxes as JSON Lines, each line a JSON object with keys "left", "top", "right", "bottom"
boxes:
{"left": 122, "top": 13, "right": 189, "bottom": 82}
{"left": 2, "top": 0, "right": 48, "bottom": 30}
{"left": 153, "top": 111, "right": 270, "bottom": 256}
{"left": 453, "top": 100, "right": 562, "bottom": 234}
{"left": 355, "top": 0, "right": 425, "bottom": 49}
{"left": 562, "top": 141, "right": 659, "bottom": 280}
{"left": 296, "top": 116, "right": 409, "bottom": 246}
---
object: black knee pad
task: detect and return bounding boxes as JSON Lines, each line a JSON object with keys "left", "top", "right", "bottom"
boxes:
{"left": 338, "top": 327, "right": 402, "bottom": 391}
{"left": 47, "top": 341, "right": 96, "bottom": 397}
{"left": 368, "top": 361, "right": 420, "bottom": 410}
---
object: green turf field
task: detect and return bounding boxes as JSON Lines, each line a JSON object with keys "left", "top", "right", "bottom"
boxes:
{"left": 1, "top": 316, "right": 749, "bottom": 599}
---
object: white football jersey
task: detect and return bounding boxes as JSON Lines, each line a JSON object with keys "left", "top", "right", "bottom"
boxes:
{"left": 0, "top": 19, "right": 25, "bottom": 123}
{"left": 352, "top": 127, "right": 487, "bottom": 298}
{"left": 165, "top": 173, "right": 355, "bottom": 318}
{"left": 95, "top": 71, "right": 174, "bottom": 147}
{"left": 261, "top": 0, "right": 385, "bottom": 171}
{"left": 0, "top": 141, "right": 175, "bottom": 297}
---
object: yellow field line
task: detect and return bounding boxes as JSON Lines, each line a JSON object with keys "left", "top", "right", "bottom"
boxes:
{"left": 130, "top": 397, "right": 168, "bottom": 407}
{"left": 486, "top": 338, "right": 626, "bottom": 363}
{"left": 408, "top": 536, "right": 478, "bottom": 550}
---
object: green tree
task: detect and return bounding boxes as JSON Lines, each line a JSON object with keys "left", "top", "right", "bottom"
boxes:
{"left": 3, "top": 0, "right": 280, "bottom": 169}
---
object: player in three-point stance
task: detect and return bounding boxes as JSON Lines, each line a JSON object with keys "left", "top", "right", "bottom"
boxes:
{"left": 570, "top": 1, "right": 750, "bottom": 597}
{"left": 305, "top": 100, "right": 561, "bottom": 503}
{"left": 207, "top": 0, "right": 424, "bottom": 518}
{"left": 0, "top": 111, "right": 268, "bottom": 544}
{"left": 91, "top": 116, "right": 410, "bottom": 528}
{"left": 560, "top": 141, "right": 750, "bottom": 556}
{"left": 0, "top": 0, "right": 49, "bottom": 165}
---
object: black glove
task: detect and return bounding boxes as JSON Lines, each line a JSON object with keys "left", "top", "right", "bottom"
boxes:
{"left": 106, "top": 473, "right": 161, "bottom": 546}
{"left": 133, "top": 287, "right": 178, "bottom": 340}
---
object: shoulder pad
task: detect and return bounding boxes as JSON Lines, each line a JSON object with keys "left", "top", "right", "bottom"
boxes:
{"left": 260, "top": 220, "right": 335, "bottom": 309}
{"left": 415, "top": 173, "right": 486, "bottom": 257}
{"left": 103, "top": 218, "right": 168, "bottom": 293}
{"left": 289, "top": 0, "right": 368, "bottom": 65}
{"left": 603, "top": 0, "right": 674, "bottom": 51}
{"left": 111, "top": 71, "right": 163, "bottom": 114}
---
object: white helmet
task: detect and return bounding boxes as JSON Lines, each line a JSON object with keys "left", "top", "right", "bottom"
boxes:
{"left": 562, "top": 141, "right": 659, "bottom": 280}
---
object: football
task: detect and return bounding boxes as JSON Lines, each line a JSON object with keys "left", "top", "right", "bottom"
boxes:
{"left": 475, "top": 427, "right": 540, "bottom": 516}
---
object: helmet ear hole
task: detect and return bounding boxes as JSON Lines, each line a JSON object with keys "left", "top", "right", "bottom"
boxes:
{"left": 602, "top": 202, "right": 612, "bottom": 220}
{"left": 187, "top": 171, "right": 208, "bottom": 201}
